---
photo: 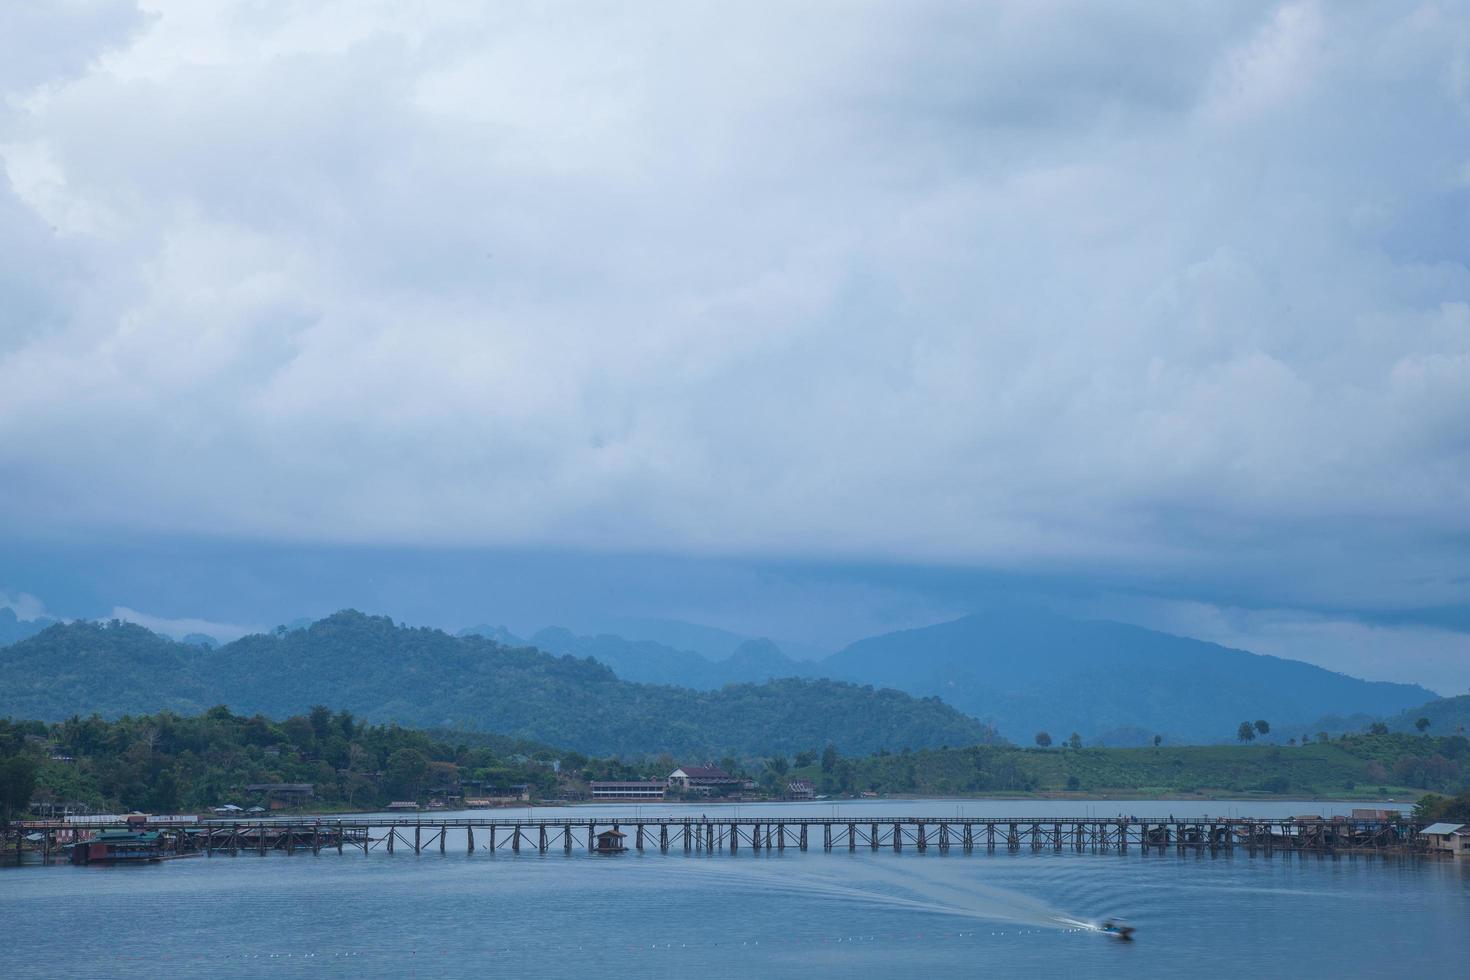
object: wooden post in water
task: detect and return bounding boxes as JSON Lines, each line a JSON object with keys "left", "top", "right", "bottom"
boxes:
{"left": 707, "top": 823, "right": 714, "bottom": 853}
{"left": 414, "top": 824, "right": 421, "bottom": 855}
{"left": 636, "top": 825, "right": 644, "bottom": 851}
{"left": 586, "top": 824, "right": 593, "bottom": 852}
{"left": 870, "top": 823, "right": 879, "bottom": 851}
{"left": 441, "top": 827, "right": 447, "bottom": 854}
{"left": 564, "top": 826, "right": 572, "bottom": 854}
{"left": 848, "top": 823, "right": 856, "bottom": 852}
{"left": 660, "top": 825, "right": 668, "bottom": 853}
{"left": 467, "top": 826, "right": 475, "bottom": 852}
{"left": 512, "top": 825, "right": 520, "bottom": 853}
{"left": 539, "top": 825, "right": 547, "bottom": 853}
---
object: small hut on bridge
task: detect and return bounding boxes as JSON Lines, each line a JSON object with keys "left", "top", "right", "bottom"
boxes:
{"left": 593, "top": 829, "right": 628, "bottom": 853}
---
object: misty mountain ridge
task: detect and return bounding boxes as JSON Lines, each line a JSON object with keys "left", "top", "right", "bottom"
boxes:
{"left": 818, "top": 610, "right": 1435, "bottom": 745}
{"left": 498, "top": 627, "right": 814, "bottom": 689}
{"left": 482, "top": 610, "right": 1437, "bottom": 744}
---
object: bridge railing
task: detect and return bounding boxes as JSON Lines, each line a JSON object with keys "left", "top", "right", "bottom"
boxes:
{"left": 193, "top": 814, "right": 1360, "bottom": 829}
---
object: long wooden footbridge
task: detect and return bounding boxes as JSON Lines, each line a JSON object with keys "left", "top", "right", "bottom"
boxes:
{"left": 9, "top": 814, "right": 1418, "bottom": 862}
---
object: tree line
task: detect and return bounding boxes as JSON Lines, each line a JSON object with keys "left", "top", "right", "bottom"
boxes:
{"left": 2, "top": 707, "right": 1468, "bottom": 821}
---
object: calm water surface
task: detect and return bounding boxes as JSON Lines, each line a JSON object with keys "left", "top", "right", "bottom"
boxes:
{"left": 6, "top": 800, "right": 1467, "bottom": 979}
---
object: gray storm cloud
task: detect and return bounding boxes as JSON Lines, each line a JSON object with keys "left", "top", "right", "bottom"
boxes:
{"left": 1, "top": 1, "right": 1468, "bottom": 611}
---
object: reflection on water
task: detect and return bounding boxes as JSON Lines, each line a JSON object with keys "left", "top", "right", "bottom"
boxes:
{"left": 4, "top": 800, "right": 1464, "bottom": 979}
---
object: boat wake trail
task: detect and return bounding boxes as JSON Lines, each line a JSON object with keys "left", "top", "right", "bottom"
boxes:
{"left": 674, "top": 859, "right": 1093, "bottom": 934}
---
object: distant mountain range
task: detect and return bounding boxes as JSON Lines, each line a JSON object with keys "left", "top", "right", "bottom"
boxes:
{"left": 471, "top": 610, "right": 1440, "bottom": 745}
{"left": 1, "top": 605, "right": 1450, "bottom": 749}
{"left": 0, "top": 611, "right": 996, "bottom": 757}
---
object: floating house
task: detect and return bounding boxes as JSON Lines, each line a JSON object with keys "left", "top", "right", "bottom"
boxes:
{"left": 1422, "top": 823, "right": 1470, "bottom": 858}
{"left": 70, "top": 829, "right": 165, "bottom": 865}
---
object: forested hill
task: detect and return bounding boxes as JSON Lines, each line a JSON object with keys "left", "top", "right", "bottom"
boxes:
{"left": 0, "top": 612, "right": 999, "bottom": 757}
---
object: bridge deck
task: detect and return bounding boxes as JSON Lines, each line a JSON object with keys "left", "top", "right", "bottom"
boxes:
{"left": 10, "top": 814, "right": 1416, "bottom": 862}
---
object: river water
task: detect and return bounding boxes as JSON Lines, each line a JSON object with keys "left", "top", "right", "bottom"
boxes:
{"left": 6, "top": 799, "right": 1467, "bottom": 978}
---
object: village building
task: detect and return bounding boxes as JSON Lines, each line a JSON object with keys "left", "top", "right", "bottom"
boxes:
{"left": 243, "top": 783, "right": 315, "bottom": 810}
{"left": 667, "top": 764, "right": 741, "bottom": 796}
{"left": 1422, "top": 823, "right": 1470, "bottom": 858}
{"left": 787, "top": 778, "right": 815, "bottom": 800}
{"left": 589, "top": 780, "right": 666, "bottom": 801}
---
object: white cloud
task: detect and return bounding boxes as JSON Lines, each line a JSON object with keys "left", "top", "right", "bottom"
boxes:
{"left": 109, "top": 606, "right": 255, "bottom": 643}
{"left": 0, "top": 591, "right": 49, "bottom": 621}
{"left": 0, "top": 1, "right": 1468, "bottom": 620}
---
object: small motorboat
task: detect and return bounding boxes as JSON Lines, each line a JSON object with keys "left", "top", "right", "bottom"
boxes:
{"left": 1100, "top": 920, "right": 1136, "bottom": 942}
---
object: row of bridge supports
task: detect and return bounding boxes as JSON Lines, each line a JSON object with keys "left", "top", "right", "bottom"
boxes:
{"left": 188, "top": 820, "right": 1392, "bottom": 857}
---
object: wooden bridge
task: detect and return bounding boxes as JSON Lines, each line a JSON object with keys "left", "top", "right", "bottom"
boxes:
{"left": 8, "top": 814, "right": 1416, "bottom": 861}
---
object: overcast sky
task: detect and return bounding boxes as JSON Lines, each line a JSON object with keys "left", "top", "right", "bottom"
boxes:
{"left": 2, "top": 2, "right": 1468, "bottom": 691}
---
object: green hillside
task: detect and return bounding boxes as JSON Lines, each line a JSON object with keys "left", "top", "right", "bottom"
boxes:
{"left": 805, "top": 731, "right": 1469, "bottom": 799}
{"left": 0, "top": 612, "right": 999, "bottom": 758}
